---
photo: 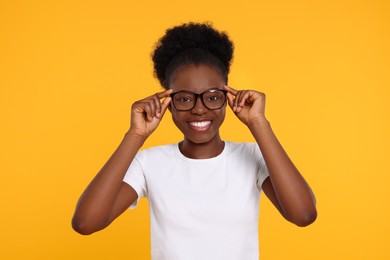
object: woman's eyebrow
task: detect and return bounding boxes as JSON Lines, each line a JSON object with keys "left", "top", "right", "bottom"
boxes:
{"left": 173, "top": 87, "right": 222, "bottom": 94}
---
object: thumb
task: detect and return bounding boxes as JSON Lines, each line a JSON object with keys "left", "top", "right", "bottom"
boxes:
{"left": 226, "top": 92, "right": 235, "bottom": 110}
{"left": 159, "top": 97, "right": 172, "bottom": 118}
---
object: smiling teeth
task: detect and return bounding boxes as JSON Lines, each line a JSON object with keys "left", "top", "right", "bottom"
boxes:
{"left": 190, "top": 121, "right": 211, "bottom": 128}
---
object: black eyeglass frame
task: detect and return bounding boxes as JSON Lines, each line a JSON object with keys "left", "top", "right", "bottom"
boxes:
{"left": 169, "top": 88, "right": 228, "bottom": 111}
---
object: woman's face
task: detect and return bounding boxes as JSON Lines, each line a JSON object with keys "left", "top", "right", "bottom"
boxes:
{"left": 169, "top": 64, "right": 226, "bottom": 145}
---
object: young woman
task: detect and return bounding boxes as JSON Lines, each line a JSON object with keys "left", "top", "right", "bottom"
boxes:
{"left": 72, "top": 22, "right": 317, "bottom": 259}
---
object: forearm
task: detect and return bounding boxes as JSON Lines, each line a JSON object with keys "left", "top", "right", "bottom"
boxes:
{"left": 248, "top": 118, "right": 317, "bottom": 225}
{"left": 72, "top": 131, "right": 146, "bottom": 230}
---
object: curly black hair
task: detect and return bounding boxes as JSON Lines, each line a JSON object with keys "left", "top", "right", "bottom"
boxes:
{"left": 151, "top": 22, "right": 234, "bottom": 89}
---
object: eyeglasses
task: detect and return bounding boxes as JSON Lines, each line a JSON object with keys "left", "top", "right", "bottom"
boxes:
{"left": 170, "top": 88, "right": 227, "bottom": 111}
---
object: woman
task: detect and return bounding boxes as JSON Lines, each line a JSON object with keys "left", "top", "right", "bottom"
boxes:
{"left": 72, "top": 22, "right": 317, "bottom": 259}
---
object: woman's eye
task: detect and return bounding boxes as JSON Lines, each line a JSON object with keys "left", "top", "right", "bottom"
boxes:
{"left": 208, "top": 95, "right": 220, "bottom": 101}
{"left": 177, "top": 97, "right": 192, "bottom": 102}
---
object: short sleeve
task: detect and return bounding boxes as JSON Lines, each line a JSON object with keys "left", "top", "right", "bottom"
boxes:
{"left": 123, "top": 155, "right": 148, "bottom": 209}
{"left": 254, "top": 145, "right": 270, "bottom": 191}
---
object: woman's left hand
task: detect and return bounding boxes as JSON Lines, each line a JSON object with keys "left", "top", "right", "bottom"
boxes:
{"left": 224, "top": 85, "right": 267, "bottom": 126}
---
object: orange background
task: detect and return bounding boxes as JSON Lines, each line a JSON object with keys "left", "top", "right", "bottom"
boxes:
{"left": 1, "top": 0, "right": 389, "bottom": 259}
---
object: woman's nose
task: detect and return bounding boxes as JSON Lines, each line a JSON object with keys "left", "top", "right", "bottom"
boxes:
{"left": 191, "top": 96, "right": 207, "bottom": 115}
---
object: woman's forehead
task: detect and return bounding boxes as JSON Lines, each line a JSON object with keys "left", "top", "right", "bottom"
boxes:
{"left": 169, "top": 64, "right": 225, "bottom": 92}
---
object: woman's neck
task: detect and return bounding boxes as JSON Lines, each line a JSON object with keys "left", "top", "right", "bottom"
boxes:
{"left": 179, "top": 136, "right": 225, "bottom": 159}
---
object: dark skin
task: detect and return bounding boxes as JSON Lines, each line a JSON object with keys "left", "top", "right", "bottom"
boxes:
{"left": 72, "top": 64, "right": 317, "bottom": 235}
{"left": 168, "top": 64, "right": 227, "bottom": 159}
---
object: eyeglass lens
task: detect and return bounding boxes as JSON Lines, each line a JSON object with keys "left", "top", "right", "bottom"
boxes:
{"left": 172, "top": 89, "right": 226, "bottom": 110}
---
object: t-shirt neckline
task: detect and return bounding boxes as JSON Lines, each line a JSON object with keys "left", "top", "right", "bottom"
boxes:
{"left": 174, "top": 141, "right": 229, "bottom": 162}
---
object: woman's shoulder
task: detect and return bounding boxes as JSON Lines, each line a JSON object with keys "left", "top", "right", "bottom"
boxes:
{"left": 225, "top": 141, "right": 263, "bottom": 158}
{"left": 225, "top": 141, "right": 257, "bottom": 151}
{"left": 137, "top": 143, "right": 177, "bottom": 159}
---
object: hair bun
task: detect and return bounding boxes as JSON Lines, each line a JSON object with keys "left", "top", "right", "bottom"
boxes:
{"left": 151, "top": 22, "right": 234, "bottom": 87}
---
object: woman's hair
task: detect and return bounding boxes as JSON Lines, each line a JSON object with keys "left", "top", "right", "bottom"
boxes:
{"left": 151, "top": 22, "right": 234, "bottom": 89}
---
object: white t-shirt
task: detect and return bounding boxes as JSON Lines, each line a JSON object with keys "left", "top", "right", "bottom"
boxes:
{"left": 123, "top": 141, "right": 269, "bottom": 260}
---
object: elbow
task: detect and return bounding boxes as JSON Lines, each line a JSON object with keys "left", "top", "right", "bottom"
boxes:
{"left": 71, "top": 216, "right": 99, "bottom": 236}
{"left": 292, "top": 208, "right": 317, "bottom": 227}
{"left": 283, "top": 206, "right": 317, "bottom": 227}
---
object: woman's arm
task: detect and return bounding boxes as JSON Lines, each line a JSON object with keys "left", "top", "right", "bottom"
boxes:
{"left": 249, "top": 118, "right": 317, "bottom": 226}
{"left": 224, "top": 86, "right": 317, "bottom": 227}
{"left": 72, "top": 89, "right": 172, "bottom": 235}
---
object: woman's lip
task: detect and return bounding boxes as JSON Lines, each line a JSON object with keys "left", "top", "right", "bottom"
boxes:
{"left": 188, "top": 120, "right": 212, "bottom": 131}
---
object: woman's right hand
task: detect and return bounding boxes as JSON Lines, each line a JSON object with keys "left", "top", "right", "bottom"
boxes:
{"left": 72, "top": 90, "right": 172, "bottom": 235}
{"left": 128, "top": 89, "right": 173, "bottom": 137}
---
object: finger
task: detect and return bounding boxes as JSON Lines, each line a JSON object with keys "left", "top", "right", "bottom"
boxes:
{"left": 155, "top": 89, "right": 173, "bottom": 117}
{"left": 142, "top": 102, "right": 154, "bottom": 121}
{"left": 236, "top": 90, "right": 245, "bottom": 106}
{"left": 159, "top": 96, "right": 172, "bottom": 118}
{"left": 156, "top": 89, "right": 173, "bottom": 99}
{"left": 139, "top": 89, "right": 172, "bottom": 120}
{"left": 233, "top": 90, "right": 245, "bottom": 110}
{"left": 237, "top": 91, "right": 252, "bottom": 113}
{"left": 150, "top": 98, "right": 159, "bottom": 120}
{"left": 152, "top": 94, "right": 162, "bottom": 117}
{"left": 145, "top": 98, "right": 160, "bottom": 121}
{"left": 238, "top": 91, "right": 253, "bottom": 107}
{"left": 224, "top": 85, "right": 238, "bottom": 95}
{"left": 234, "top": 90, "right": 249, "bottom": 113}
{"left": 226, "top": 92, "right": 235, "bottom": 110}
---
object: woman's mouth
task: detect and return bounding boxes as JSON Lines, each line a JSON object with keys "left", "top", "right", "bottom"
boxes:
{"left": 188, "top": 121, "right": 211, "bottom": 131}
